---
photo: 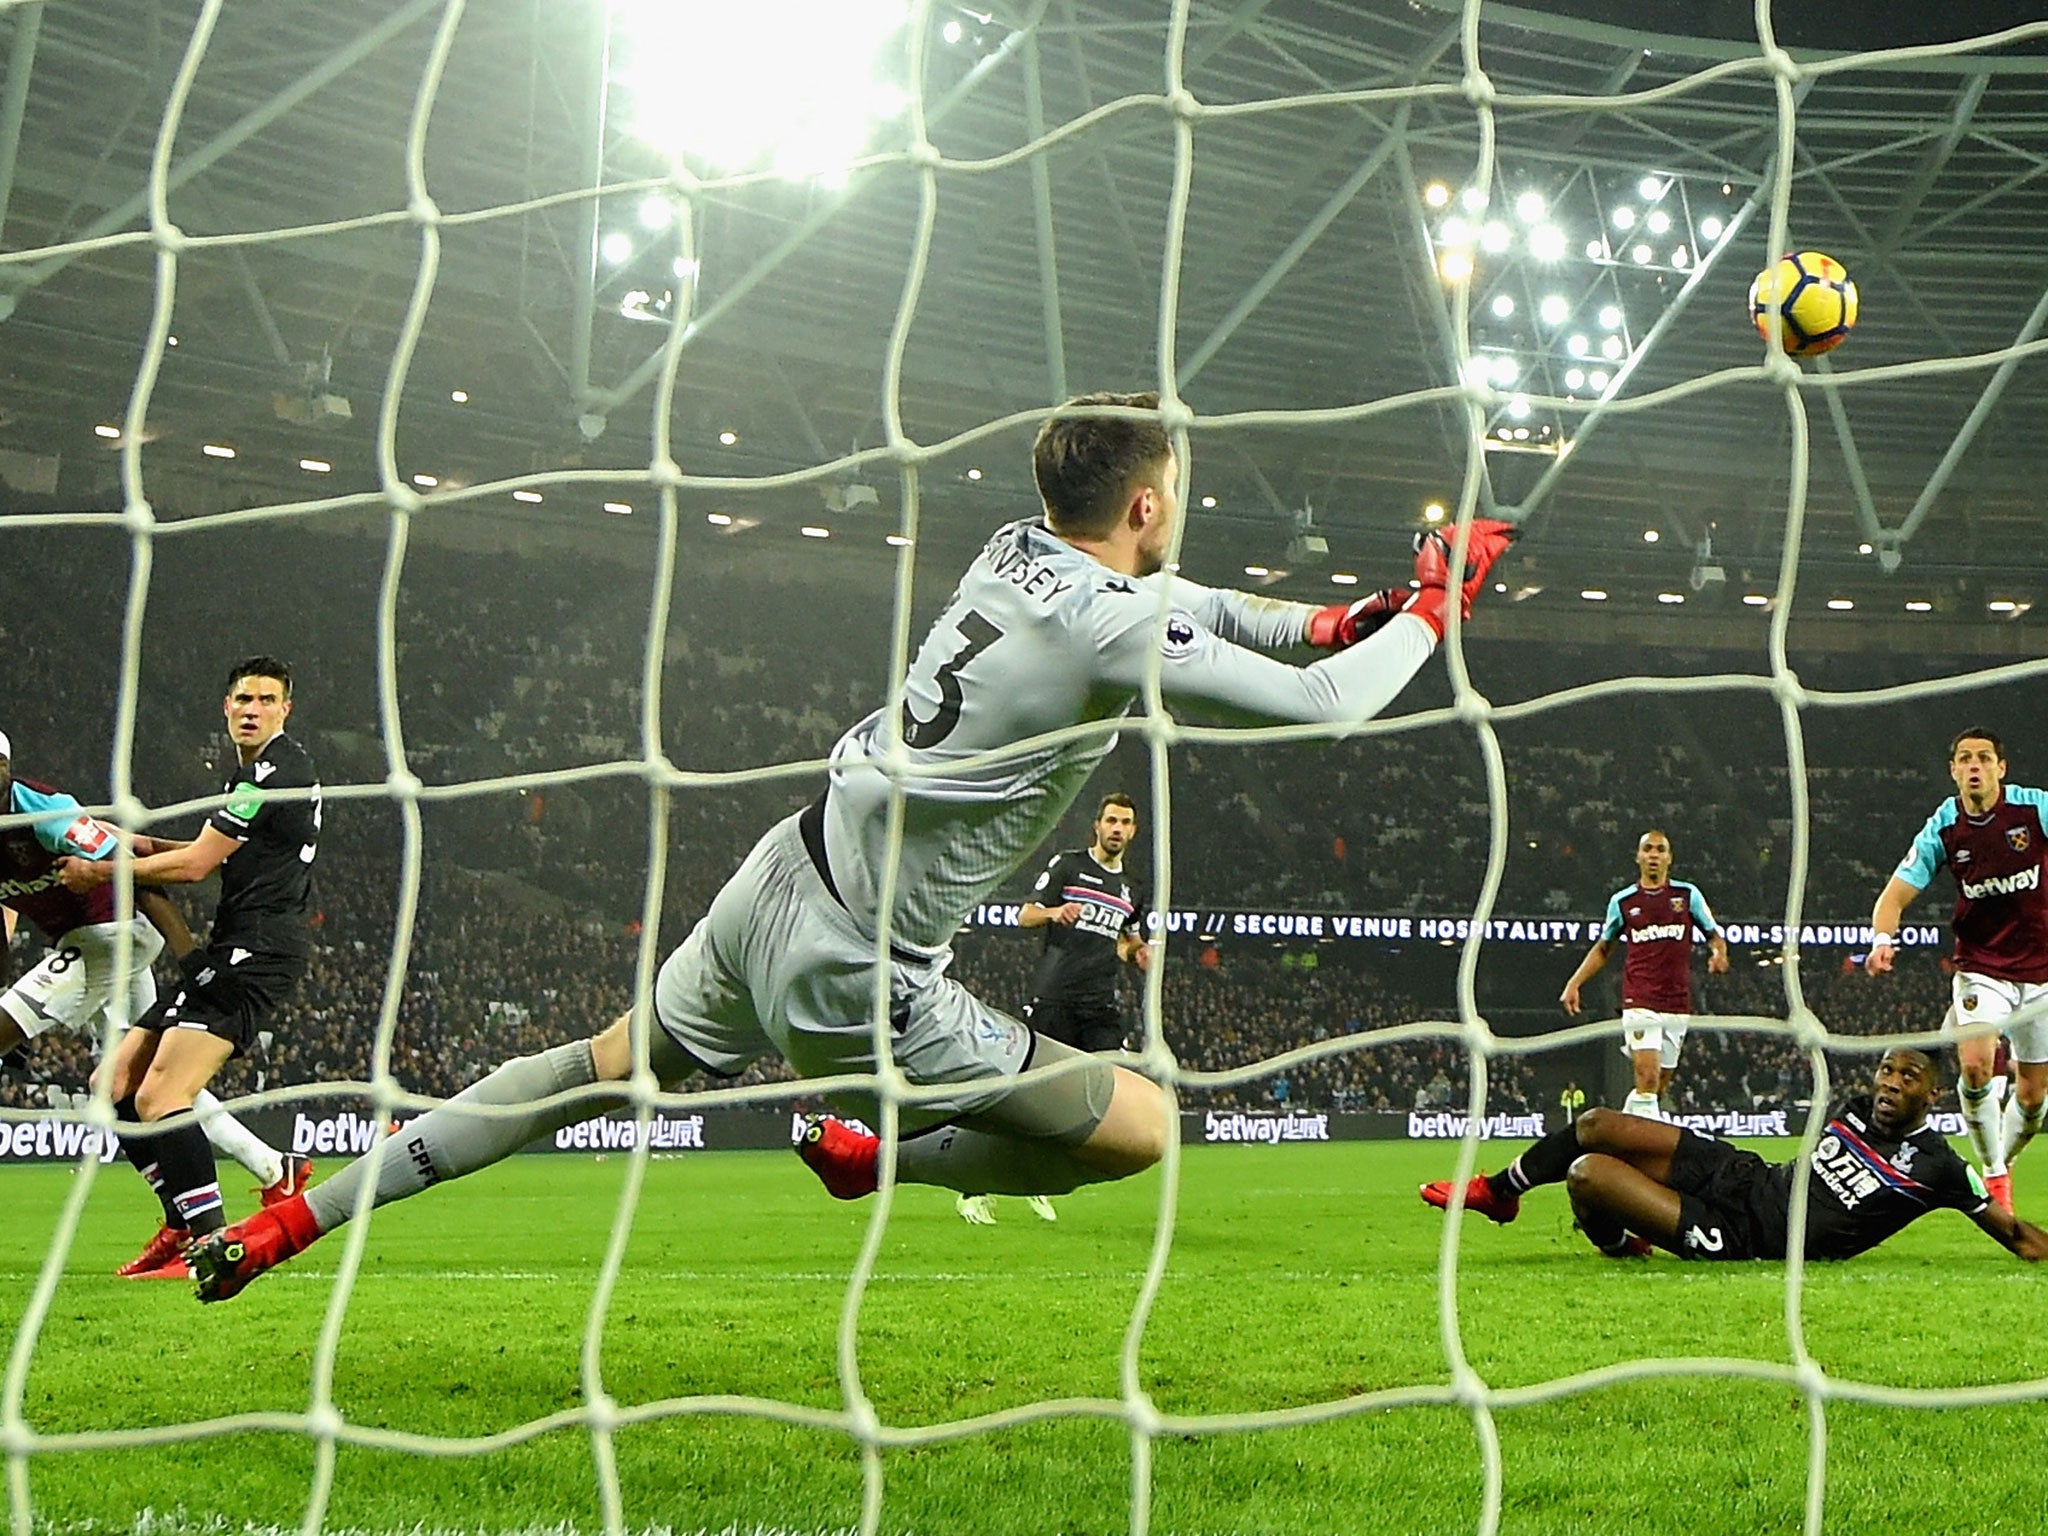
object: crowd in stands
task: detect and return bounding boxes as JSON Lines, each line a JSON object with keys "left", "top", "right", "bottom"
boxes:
{"left": 0, "top": 518, "right": 2026, "bottom": 1122}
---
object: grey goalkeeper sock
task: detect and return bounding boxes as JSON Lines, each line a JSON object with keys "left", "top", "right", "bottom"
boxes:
{"left": 305, "top": 1040, "right": 607, "bottom": 1233}
{"left": 896, "top": 1123, "right": 1113, "bottom": 1197}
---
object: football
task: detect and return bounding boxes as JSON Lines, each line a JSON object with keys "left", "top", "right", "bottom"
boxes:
{"left": 1749, "top": 249, "right": 1859, "bottom": 357}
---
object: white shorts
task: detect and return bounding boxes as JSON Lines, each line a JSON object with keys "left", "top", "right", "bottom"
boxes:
{"left": 1620, "top": 1009, "right": 1689, "bottom": 1070}
{"left": 1, "top": 918, "right": 164, "bottom": 1042}
{"left": 1949, "top": 972, "right": 2048, "bottom": 1064}
{"left": 654, "top": 813, "right": 1038, "bottom": 1130}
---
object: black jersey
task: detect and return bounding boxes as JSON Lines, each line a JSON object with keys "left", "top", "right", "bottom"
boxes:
{"left": 1026, "top": 848, "right": 1142, "bottom": 1007}
{"left": 1775, "top": 1094, "right": 1987, "bottom": 1261}
{"left": 206, "top": 731, "right": 320, "bottom": 958}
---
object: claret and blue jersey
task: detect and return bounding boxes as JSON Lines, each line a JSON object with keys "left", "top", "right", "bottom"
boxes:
{"left": 0, "top": 778, "right": 118, "bottom": 939}
{"left": 1895, "top": 785, "right": 2048, "bottom": 983}
{"left": 1599, "top": 880, "right": 1721, "bottom": 1013}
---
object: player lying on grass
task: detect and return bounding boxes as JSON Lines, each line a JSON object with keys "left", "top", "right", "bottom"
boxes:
{"left": 1421, "top": 1048, "right": 2048, "bottom": 1263}
{"left": 187, "top": 390, "right": 1518, "bottom": 1303}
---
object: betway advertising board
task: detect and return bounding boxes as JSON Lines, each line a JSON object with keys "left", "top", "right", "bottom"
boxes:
{"left": 2, "top": 1103, "right": 1961, "bottom": 1163}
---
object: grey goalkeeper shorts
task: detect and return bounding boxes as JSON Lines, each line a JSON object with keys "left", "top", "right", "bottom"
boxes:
{"left": 654, "top": 811, "right": 1115, "bottom": 1142}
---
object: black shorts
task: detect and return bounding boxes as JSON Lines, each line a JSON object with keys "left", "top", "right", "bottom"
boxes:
{"left": 1024, "top": 997, "right": 1129, "bottom": 1054}
{"left": 1666, "top": 1129, "right": 1790, "bottom": 1261}
{"left": 134, "top": 945, "right": 305, "bottom": 1058}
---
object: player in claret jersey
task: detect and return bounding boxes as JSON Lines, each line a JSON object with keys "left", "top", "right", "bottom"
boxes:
{"left": 1559, "top": 830, "right": 1729, "bottom": 1119}
{"left": 1866, "top": 727, "right": 2048, "bottom": 1212}
{"left": 1422, "top": 1048, "right": 2048, "bottom": 1264}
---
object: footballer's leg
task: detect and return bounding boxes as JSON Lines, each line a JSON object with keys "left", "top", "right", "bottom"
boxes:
{"left": 1949, "top": 984, "right": 2009, "bottom": 1199}
{"left": 125, "top": 1028, "right": 237, "bottom": 1271}
{"left": 1563, "top": 1154, "right": 1682, "bottom": 1256}
{"left": 191, "top": 1014, "right": 716, "bottom": 1302}
{"left": 1999, "top": 988, "right": 2048, "bottom": 1172}
{"left": 1422, "top": 1107, "right": 1684, "bottom": 1222}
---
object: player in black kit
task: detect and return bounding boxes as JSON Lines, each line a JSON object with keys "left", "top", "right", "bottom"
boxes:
{"left": 59, "top": 657, "right": 320, "bottom": 1276}
{"left": 959, "top": 793, "right": 1150, "bottom": 1226}
{"left": 1421, "top": 1048, "right": 2048, "bottom": 1263}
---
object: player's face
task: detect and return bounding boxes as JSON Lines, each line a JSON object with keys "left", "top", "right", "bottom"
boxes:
{"left": 1131, "top": 452, "right": 1179, "bottom": 577}
{"left": 1871, "top": 1050, "right": 1938, "bottom": 1136}
{"left": 1949, "top": 737, "right": 2004, "bottom": 804}
{"left": 224, "top": 674, "right": 291, "bottom": 753}
{"left": 1094, "top": 804, "right": 1137, "bottom": 855}
{"left": 1635, "top": 833, "right": 1671, "bottom": 884}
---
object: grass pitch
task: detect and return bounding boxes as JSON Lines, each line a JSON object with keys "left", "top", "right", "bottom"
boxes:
{"left": 7, "top": 1140, "right": 2048, "bottom": 1535}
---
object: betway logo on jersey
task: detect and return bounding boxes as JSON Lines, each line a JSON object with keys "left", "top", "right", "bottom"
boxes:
{"left": 1201, "top": 1110, "right": 1330, "bottom": 1143}
{"left": 1960, "top": 864, "right": 2041, "bottom": 901}
{"left": 1407, "top": 1110, "right": 1547, "bottom": 1139}
{"left": 554, "top": 1114, "right": 707, "bottom": 1152}
{"left": 1631, "top": 922, "right": 1691, "bottom": 942}
{"left": 0, "top": 1119, "right": 124, "bottom": 1163}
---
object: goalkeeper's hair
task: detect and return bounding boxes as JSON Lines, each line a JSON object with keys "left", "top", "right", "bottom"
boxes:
{"left": 1033, "top": 390, "right": 1172, "bottom": 537}
{"left": 1949, "top": 726, "right": 2005, "bottom": 762}
{"left": 1097, "top": 792, "right": 1137, "bottom": 821}
{"left": 225, "top": 655, "right": 294, "bottom": 697}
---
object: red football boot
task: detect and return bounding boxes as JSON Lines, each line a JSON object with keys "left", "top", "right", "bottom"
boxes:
{"left": 188, "top": 1195, "right": 323, "bottom": 1303}
{"left": 1419, "top": 1173, "right": 1521, "bottom": 1225}
{"left": 117, "top": 1223, "right": 190, "bottom": 1278}
{"left": 796, "top": 1115, "right": 879, "bottom": 1201}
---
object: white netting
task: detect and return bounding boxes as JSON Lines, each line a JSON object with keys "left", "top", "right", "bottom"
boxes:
{"left": 8, "top": 2, "right": 2048, "bottom": 1534}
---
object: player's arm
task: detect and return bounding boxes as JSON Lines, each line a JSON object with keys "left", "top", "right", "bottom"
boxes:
{"left": 136, "top": 888, "right": 196, "bottom": 961}
{"left": 1163, "top": 576, "right": 1317, "bottom": 651}
{"left": 1971, "top": 1201, "right": 2048, "bottom": 1261}
{"left": 56, "top": 823, "right": 240, "bottom": 891}
{"left": 1691, "top": 887, "right": 1730, "bottom": 974}
{"left": 1561, "top": 894, "right": 1624, "bottom": 1013}
{"left": 1018, "top": 854, "right": 1080, "bottom": 927}
{"left": 1869, "top": 811, "right": 1943, "bottom": 974}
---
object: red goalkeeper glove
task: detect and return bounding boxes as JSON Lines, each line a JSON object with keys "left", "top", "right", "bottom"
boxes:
{"left": 1306, "top": 589, "right": 1406, "bottom": 649}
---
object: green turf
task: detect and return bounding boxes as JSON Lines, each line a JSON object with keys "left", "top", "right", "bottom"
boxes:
{"left": 6, "top": 1141, "right": 2048, "bottom": 1535}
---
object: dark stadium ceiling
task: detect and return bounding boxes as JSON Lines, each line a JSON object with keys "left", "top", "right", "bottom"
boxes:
{"left": 2, "top": 0, "right": 2048, "bottom": 625}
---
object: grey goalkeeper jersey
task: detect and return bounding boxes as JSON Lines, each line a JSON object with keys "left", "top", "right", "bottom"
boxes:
{"left": 823, "top": 517, "right": 1435, "bottom": 954}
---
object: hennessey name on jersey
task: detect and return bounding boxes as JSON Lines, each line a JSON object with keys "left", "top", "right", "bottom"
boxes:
{"left": 984, "top": 541, "right": 1078, "bottom": 603}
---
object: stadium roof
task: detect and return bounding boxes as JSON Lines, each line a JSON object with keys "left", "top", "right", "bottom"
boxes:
{"left": 2, "top": 0, "right": 2047, "bottom": 628}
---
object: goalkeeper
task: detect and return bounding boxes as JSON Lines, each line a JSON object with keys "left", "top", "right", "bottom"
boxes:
{"left": 1421, "top": 1047, "right": 2048, "bottom": 1263}
{"left": 192, "top": 389, "right": 1516, "bottom": 1301}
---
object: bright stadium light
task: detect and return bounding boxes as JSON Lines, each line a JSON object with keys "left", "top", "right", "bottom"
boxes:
{"left": 600, "top": 231, "right": 633, "bottom": 265}
{"left": 1657, "top": 592, "right": 1684, "bottom": 604}
{"left": 885, "top": 532, "right": 913, "bottom": 546}
{"left": 638, "top": 194, "right": 674, "bottom": 230}
{"left": 1827, "top": 598, "right": 1855, "bottom": 611}
{"left": 604, "top": 501, "right": 633, "bottom": 514}
{"left": 1538, "top": 294, "right": 1570, "bottom": 327}
{"left": 1584, "top": 239, "right": 1605, "bottom": 260}
{"left": 612, "top": 0, "right": 911, "bottom": 181}
{"left": 1330, "top": 572, "right": 1359, "bottom": 586}
{"left": 801, "top": 525, "right": 831, "bottom": 539}
{"left": 1424, "top": 182, "right": 1451, "bottom": 208}
{"left": 1612, "top": 206, "right": 1636, "bottom": 231}
{"left": 1904, "top": 600, "right": 1932, "bottom": 612}
{"left": 1643, "top": 529, "right": 1659, "bottom": 543}
{"left": 201, "top": 443, "right": 235, "bottom": 459}
{"left": 1529, "top": 224, "right": 1566, "bottom": 261}
{"left": 450, "top": 389, "right": 470, "bottom": 404}
{"left": 718, "top": 429, "right": 738, "bottom": 445}
{"left": 1507, "top": 394, "right": 1531, "bottom": 419}
{"left": 1631, "top": 243, "right": 1653, "bottom": 264}
{"left": 1491, "top": 294, "right": 1515, "bottom": 318}
{"left": 1580, "top": 589, "right": 1609, "bottom": 601}
{"left": 1480, "top": 221, "right": 1512, "bottom": 253}
{"left": 1564, "top": 368, "right": 1586, "bottom": 390}
{"left": 1589, "top": 369, "right": 1610, "bottom": 390}
{"left": 1490, "top": 354, "right": 1520, "bottom": 387}
{"left": 1244, "top": 565, "right": 1270, "bottom": 578}
{"left": 1461, "top": 187, "right": 1487, "bottom": 212}
{"left": 707, "top": 512, "right": 733, "bottom": 526}
{"left": 513, "top": 489, "right": 544, "bottom": 504}
{"left": 941, "top": 17, "right": 963, "bottom": 43}
{"left": 1423, "top": 502, "right": 1446, "bottom": 523}
{"left": 1566, "top": 333, "right": 1589, "bottom": 357}
{"left": 1672, "top": 246, "right": 1690, "bottom": 270}
{"left": 93, "top": 423, "right": 119, "bottom": 439}
{"left": 412, "top": 473, "right": 438, "bottom": 488}
{"left": 1515, "top": 191, "right": 1546, "bottom": 222}
{"left": 1601, "top": 334, "right": 1625, "bottom": 360}
{"left": 1599, "top": 305, "right": 1623, "bottom": 329}
{"left": 1744, "top": 594, "right": 1771, "bottom": 607}
{"left": 966, "top": 467, "right": 983, "bottom": 480}
{"left": 299, "top": 458, "right": 331, "bottom": 474}
{"left": 1439, "top": 249, "right": 1473, "bottom": 282}
{"left": 1700, "top": 215, "right": 1725, "bottom": 240}
{"left": 1646, "top": 209, "right": 1671, "bottom": 235}
{"left": 1639, "top": 175, "right": 1663, "bottom": 200}
{"left": 1439, "top": 216, "right": 1471, "bottom": 247}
